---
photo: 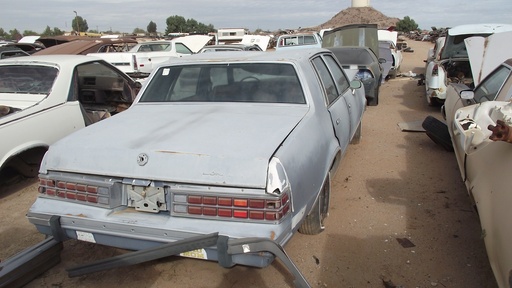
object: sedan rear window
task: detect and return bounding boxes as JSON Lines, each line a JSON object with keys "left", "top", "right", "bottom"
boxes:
{"left": 0, "top": 65, "right": 58, "bottom": 94}
{"left": 139, "top": 63, "right": 306, "bottom": 104}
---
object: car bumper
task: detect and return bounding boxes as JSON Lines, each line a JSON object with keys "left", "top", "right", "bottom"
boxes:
{"left": 27, "top": 198, "right": 296, "bottom": 267}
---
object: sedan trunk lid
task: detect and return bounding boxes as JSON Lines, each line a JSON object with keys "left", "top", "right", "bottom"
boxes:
{"left": 42, "top": 103, "right": 308, "bottom": 188}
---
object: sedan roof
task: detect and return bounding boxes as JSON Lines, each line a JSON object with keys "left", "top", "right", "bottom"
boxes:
{"left": 162, "top": 48, "right": 329, "bottom": 65}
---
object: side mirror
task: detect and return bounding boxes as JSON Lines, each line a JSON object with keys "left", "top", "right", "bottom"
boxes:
{"left": 350, "top": 80, "right": 362, "bottom": 95}
{"left": 460, "top": 90, "right": 474, "bottom": 100}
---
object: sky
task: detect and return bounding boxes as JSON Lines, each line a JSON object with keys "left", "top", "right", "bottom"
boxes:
{"left": 2, "top": 0, "right": 512, "bottom": 34}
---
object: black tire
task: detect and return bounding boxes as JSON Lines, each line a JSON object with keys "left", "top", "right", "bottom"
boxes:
{"left": 367, "top": 94, "right": 378, "bottom": 106}
{"left": 421, "top": 115, "right": 453, "bottom": 152}
{"left": 367, "top": 85, "right": 380, "bottom": 106}
{"left": 299, "top": 174, "right": 330, "bottom": 235}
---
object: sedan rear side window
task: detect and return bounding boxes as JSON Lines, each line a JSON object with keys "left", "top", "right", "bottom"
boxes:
{"left": 312, "top": 57, "right": 338, "bottom": 105}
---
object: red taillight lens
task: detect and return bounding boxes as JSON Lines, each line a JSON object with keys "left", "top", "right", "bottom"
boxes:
{"left": 132, "top": 54, "right": 138, "bottom": 71}
{"left": 38, "top": 177, "right": 109, "bottom": 206}
{"left": 173, "top": 191, "right": 291, "bottom": 223}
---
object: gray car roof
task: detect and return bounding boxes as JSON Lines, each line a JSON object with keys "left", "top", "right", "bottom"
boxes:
{"left": 161, "top": 48, "right": 330, "bottom": 65}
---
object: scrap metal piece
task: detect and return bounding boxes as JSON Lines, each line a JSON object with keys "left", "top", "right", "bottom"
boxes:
{"left": 0, "top": 237, "right": 63, "bottom": 288}
{"left": 67, "top": 232, "right": 219, "bottom": 277}
{"left": 225, "top": 237, "right": 311, "bottom": 288}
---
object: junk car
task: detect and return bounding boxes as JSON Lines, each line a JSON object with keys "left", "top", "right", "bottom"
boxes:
{"left": 27, "top": 49, "right": 365, "bottom": 269}
{"left": 0, "top": 55, "right": 140, "bottom": 177}
{"left": 327, "top": 46, "right": 384, "bottom": 106}
{"left": 424, "top": 23, "right": 512, "bottom": 106}
{"left": 448, "top": 100, "right": 512, "bottom": 288}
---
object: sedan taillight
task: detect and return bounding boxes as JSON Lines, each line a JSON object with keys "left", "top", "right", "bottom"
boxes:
{"left": 38, "top": 176, "right": 122, "bottom": 208}
{"left": 172, "top": 191, "right": 290, "bottom": 223}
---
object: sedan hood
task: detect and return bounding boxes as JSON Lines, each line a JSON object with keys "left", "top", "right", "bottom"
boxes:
{"left": 43, "top": 104, "right": 308, "bottom": 188}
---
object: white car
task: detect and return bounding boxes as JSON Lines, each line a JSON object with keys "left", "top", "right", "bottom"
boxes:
{"left": 0, "top": 55, "right": 140, "bottom": 178}
{"left": 275, "top": 32, "right": 323, "bottom": 51}
{"left": 424, "top": 23, "right": 512, "bottom": 106}
{"left": 443, "top": 31, "right": 512, "bottom": 134}
{"left": 378, "top": 30, "right": 402, "bottom": 79}
{"left": 430, "top": 31, "right": 512, "bottom": 287}
{"left": 449, "top": 100, "right": 512, "bottom": 288}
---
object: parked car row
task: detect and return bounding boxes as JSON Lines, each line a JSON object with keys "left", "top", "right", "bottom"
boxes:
{"left": 423, "top": 23, "right": 512, "bottom": 106}
{"left": 423, "top": 26, "right": 512, "bottom": 288}
{"left": 2, "top": 23, "right": 400, "bottom": 285}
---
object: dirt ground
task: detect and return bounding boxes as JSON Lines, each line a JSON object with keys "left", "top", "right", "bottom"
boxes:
{"left": 0, "top": 40, "right": 499, "bottom": 288}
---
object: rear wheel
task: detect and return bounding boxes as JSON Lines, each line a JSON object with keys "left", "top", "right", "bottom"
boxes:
{"left": 299, "top": 174, "right": 330, "bottom": 235}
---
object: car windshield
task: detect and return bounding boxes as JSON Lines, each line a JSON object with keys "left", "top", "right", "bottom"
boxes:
{"left": 441, "top": 33, "right": 492, "bottom": 59}
{"left": 474, "top": 65, "right": 511, "bottom": 102}
{"left": 139, "top": 63, "right": 306, "bottom": 104}
{"left": 0, "top": 65, "right": 58, "bottom": 94}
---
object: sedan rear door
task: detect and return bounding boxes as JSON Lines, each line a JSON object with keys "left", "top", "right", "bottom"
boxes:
{"left": 312, "top": 55, "right": 352, "bottom": 152}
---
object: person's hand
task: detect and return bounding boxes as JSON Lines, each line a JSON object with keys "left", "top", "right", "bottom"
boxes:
{"left": 488, "top": 119, "right": 512, "bottom": 142}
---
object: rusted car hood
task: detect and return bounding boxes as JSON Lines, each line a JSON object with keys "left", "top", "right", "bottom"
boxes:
{"left": 465, "top": 31, "right": 512, "bottom": 86}
{"left": 42, "top": 104, "right": 308, "bottom": 188}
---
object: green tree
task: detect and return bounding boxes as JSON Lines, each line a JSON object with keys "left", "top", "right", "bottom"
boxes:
{"left": 53, "top": 27, "right": 64, "bottom": 36}
{"left": 41, "top": 26, "right": 52, "bottom": 36}
{"left": 22, "top": 30, "right": 39, "bottom": 36}
{"left": 133, "top": 28, "right": 146, "bottom": 35}
{"left": 165, "top": 15, "right": 187, "bottom": 34}
{"left": 164, "top": 15, "right": 215, "bottom": 35}
{"left": 9, "top": 29, "right": 22, "bottom": 41}
{"left": 147, "top": 21, "right": 157, "bottom": 35}
{"left": 72, "top": 16, "right": 89, "bottom": 33}
{"left": 186, "top": 19, "right": 199, "bottom": 33}
{"left": 396, "top": 16, "right": 419, "bottom": 32}
{"left": 41, "top": 26, "right": 65, "bottom": 37}
{"left": 0, "top": 28, "right": 7, "bottom": 40}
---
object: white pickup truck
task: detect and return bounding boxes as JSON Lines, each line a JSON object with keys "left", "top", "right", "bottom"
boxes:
{"left": 88, "top": 40, "right": 194, "bottom": 78}
{"left": 88, "top": 36, "right": 214, "bottom": 78}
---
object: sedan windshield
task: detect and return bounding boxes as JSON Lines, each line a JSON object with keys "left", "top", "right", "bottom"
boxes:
{"left": 139, "top": 63, "right": 306, "bottom": 104}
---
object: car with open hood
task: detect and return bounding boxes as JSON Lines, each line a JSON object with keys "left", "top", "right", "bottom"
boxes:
{"left": 424, "top": 23, "right": 512, "bottom": 106}
{"left": 27, "top": 48, "right": 365, "bottom": 271}
{"left": 442, "top": 30, "right": 512, "bottom": 131}
{"left": 424, "top": 30, "right": 512, "bottom": 287}
{"left": 0, "top": 55, "right": 140, "bottom": 178}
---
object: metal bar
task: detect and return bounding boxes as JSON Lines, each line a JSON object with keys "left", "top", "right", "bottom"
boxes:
{"left": 67, "top": 232, "right": 219, "bottom": 277}
{"left": 227, "top": 238, "right": 311, "bottom": 288}
{"left": 0, "top": 236, "right": 63, "bottom": 288}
